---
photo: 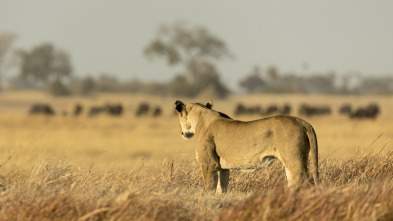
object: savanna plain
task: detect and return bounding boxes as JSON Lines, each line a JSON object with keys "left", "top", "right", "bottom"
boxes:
{"left": 0, "top": 91, "right": 393, "bottom": 220}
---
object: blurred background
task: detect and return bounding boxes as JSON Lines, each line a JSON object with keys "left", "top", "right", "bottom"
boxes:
{"left": 0, "top": 1, "right": 392, "bottom": 170}
{"left": 1, "top": 1, "right": 393, "bottom": 95}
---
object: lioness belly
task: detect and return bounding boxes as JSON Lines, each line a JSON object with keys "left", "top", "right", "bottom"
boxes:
{"left": 219, "top": 155, "right": 276, "bottom": 172}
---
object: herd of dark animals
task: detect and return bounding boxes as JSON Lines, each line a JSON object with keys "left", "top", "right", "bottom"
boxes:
{"left": 135, "top": 102, "right": 162, "bottom": 117}
{"left": 234, "top": 103, "right": 292, "bottom": 116}
{"left": 29, "top": 103, "right": 56, "bottom": 116}
{"left": 233, "top": 102, "right": 380, "bottom": 120}
{"left": 299, "top": 104, "right": 332, "bottom": 117}
{"left": 29, "top": 103, "right": 163, "bottom": 118}
{"left": 87, "top": 104, "right": 123, "bottom": 117}
{"left": 339, "top": 103, "right": 380, "bottom": 120}
{"left": 28, "top": 102, "right": 381, "bottom": 120}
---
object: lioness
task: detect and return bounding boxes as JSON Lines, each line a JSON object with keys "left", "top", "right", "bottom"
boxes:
{"left": 175, "top": 100, "right": 319, "bottom": 194}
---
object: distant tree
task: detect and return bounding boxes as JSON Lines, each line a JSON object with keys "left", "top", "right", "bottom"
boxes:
{"left": 80, "top": 76, "right": 96, "bottom": 95}
{"left": 192, "top": 61, "right": 229, "bottom": 98}
{"left": 336, "top": 73, "right": 351, "bottom": 94}
{"left": 95, "top": 74, "right": 121, "bottom": 92}
{"left": 141, "top": 82, "right": 168, "bottom": 96}
{"left": 167, "top": 60, "right": 230, "bottom": 98}
{"left": 124, "top": 78, "right": 143, "bottom": 93}
{"left": 20, "top": 43, "right": 72, "bottom": 85}
{"left": 338, "top": 71, "right": 363, "bottom": 94}
{"left": 7, "top": 74, "right": 37, "bottom": 90}
{"left": 306, "top": 72, "right": 336, "bottom": 94}
{"left": 168, "top": 75, "right": 192, "bottom": 97}
{"left": 144, "top": 21, "right": 232, "bottom": 83}
{"left": 48, "top": 78, "right": 70, "bottom": 96}
{"left": 356, "top": 76, "right": 393, "bottom": 94}
{"left": 266, "top": 66, "right": 278, "bottom": 81}
{"left": 0, "top": 32, "right": 17, "bottom": 91}
{"left": 239, "top": 66, "right": 266, "bottom": 93}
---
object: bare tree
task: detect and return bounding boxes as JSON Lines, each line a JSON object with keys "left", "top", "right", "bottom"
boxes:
{"left": 0, "top": 32, "right": 17, "bottom": 91}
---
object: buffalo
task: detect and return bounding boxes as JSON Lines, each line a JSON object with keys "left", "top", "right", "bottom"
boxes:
{"left": 349, "top": 103, "right": 380, "bottom": 120}
{"left": 73, "top": 104, "right": 83, "bottom": 116}
{"left": 135, "top": 103, "right": 150, "bottom": 117}
{"left": 29, "top": 103, "right": 55, "bottom": 116}
{"left": 339, "top": 103, "right": 352, "bottom": 115}
{"left": 234, "top": 103, "right": 262, "bottom": 116}
{"left": 299, "top": 104, "right": 331, "bottom": 117}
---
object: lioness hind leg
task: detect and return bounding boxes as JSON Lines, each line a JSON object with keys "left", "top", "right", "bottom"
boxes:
{"left": 283, "top": 160, "right": 310, "bottom": 187}
{"left": 216, "top": 169, "right": 229, "bottom": 195}
{"left": 285, "top": 167, "right": 295, "bottom": 187}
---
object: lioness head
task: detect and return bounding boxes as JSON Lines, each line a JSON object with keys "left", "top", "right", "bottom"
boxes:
{"left": 175, "top": 100, "right": 213, "bottom": 139}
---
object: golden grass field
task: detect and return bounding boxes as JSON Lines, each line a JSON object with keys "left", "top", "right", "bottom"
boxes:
{"left": 0, "top": 91, "right": 393, "bottom": 220}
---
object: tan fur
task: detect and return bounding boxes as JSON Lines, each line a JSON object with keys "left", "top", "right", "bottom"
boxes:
{"left": 175, "top": 100, "right": 319, "bottom": 194}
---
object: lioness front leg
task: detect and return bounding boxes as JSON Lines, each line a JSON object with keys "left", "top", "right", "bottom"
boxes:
{"left": 196, "top": 142, "right": 220, "bottom": 192}
{"left": 199, "top": 162, "right": 219, "bottom": 192}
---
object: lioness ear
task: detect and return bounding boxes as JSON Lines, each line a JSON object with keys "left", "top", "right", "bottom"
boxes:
{"left": 206, "top": 100, "right": 213, "bottom": 109}
{"left": 175, "top": 100, "right": 185, "bottom": 113}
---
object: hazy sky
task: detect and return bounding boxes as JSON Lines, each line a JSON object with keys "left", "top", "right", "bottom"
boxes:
{"left": 1, "top": 1, "right": 393, "bottom": 89}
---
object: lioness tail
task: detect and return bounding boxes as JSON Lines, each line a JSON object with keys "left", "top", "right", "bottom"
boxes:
{"left": 305, "top": 123, "right": 319, "bottom": 185}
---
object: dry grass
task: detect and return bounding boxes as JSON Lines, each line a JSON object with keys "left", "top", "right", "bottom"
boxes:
{"left": 219, "top": 152, "right": 393, "bottom": 221}
{"left": 0, "top": 157, "right": 247, "bottom": 220}
{"left": 1, "top": 152, "right": 393, "bottom": 220}
{"left": 0, "top": 91, "right": 393, "bottom": 220}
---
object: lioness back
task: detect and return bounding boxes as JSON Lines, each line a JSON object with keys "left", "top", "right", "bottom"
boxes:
{"left": 211, "top": 116, "right": 312, "bottom": 171}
